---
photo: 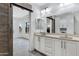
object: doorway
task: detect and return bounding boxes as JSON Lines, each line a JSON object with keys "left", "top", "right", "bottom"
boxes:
{"left": 12, "top": 4, "right": 31, "bottom": 56}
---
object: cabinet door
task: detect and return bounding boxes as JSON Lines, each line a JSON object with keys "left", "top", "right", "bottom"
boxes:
{"left": 44, "top": 37, "right": 53, "bottom": 56}
{"left": 54, "top": 39, "right": 62, "bottom": 56}
{"left": 75, "top": 42, "right": 79, "bottom": 56}
{"left": 40, "top": 37, "right": 45, "bottom": 53}
{"left": 65, "top": 41, "right": 76, "bottom": 56}
{"left": 34, "top": 36, "right": 40, "bottom": 51}
{"left": 51, "top": 38, "right": 55, "bottom": 56}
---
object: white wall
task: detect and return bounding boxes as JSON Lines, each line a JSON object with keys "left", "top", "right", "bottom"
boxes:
{"left": 55, "top": 11, "right": 79, "bottom": 35}
{"left": 55, "top": 13, "right": 74, "bottom": 34}
{"left": 53, "top": 4, "right": 79, "bottom": 35}
{"left": 74, "top": 12, "right": 79, "bottom": 35}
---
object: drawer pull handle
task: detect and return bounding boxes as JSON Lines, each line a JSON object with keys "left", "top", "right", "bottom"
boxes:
{"left": 61, "top": 41, "right": 63, "bottom": 48}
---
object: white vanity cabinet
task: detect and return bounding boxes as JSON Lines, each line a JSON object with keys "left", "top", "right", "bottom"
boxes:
{"left": 34, "top": 34, "right": 79, "bottom": 56}
{"left": 34, "top": 36, "right": 55, "bottom": 56}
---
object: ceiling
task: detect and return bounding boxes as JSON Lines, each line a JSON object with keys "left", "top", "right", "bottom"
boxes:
{"left": 31, "top": 3, "right": 79, "bottom": 16}
{"left": 34, "top": 3, "right": 47, "bottom": 6}
{"left": 31, "top": 3, "right": 59, "bottom": 10}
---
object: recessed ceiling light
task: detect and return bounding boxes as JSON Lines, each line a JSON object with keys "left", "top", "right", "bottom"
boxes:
{"left": 60, "top": 3, "right": 64, "bottom": 7}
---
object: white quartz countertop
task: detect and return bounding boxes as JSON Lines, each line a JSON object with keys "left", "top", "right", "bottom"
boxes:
{"left": 34, "top": 33, "right": 79, "bottom": 42}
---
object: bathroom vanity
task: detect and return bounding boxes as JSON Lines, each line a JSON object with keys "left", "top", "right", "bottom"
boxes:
{"left": 34, "top": 33, "right": 79, "bottom": 56}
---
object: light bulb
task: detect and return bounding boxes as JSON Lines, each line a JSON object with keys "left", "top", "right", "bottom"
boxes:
{"left": 60, "top": 3, "right": 64, "bottom": 7}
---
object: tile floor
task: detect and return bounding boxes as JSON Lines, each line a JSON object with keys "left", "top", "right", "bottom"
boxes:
{"left": 13, "top": 37, "right": 43, "bottom": 56}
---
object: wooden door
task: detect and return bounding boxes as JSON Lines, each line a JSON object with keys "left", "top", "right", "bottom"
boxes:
{"left": 0, "top": 3, "right": 13, "bottom": 56}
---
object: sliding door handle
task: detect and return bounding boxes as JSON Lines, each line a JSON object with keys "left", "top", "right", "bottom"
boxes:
{"left": 64, "top": 41, "right": 66, "bottom": 49}
{"left": 38, "top": 37, "right": 40, "bottom": 42}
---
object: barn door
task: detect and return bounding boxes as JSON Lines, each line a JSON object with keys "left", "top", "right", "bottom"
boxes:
{"left": 0, "top": 3, "right": 13, "bottom": 56}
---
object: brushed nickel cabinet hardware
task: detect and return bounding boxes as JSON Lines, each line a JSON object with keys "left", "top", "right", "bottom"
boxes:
{"left": 64, "top": 41, "right": 66, "bottom": 49}
{"left": 38, "top": 37, "right": 40, "bottom": 42}
{"left": 61, "top": 41, "right": 63, "bottom": 48}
